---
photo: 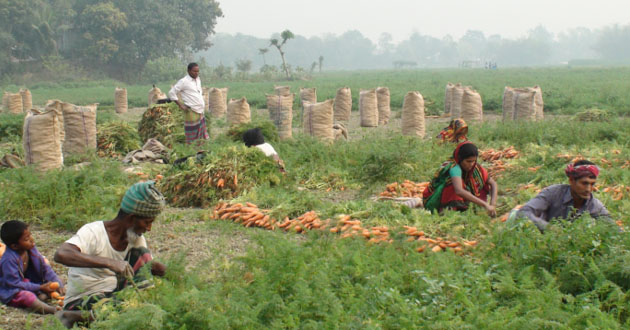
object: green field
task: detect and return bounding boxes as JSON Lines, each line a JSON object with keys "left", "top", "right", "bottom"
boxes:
{"left": 1, "top": 68, "right": 630, "bottom": 329}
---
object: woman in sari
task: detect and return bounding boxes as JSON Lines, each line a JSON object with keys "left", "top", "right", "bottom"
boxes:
{"left": 436, "top": 119, "right": 468, "bottom": 143}
{"left": 423, "top": 141, "right": 498, "bottom": 216}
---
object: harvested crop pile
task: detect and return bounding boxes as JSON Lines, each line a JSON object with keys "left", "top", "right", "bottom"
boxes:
{"left": 576, "top": 109, "right": 610, "bottom": 122}
{"left": 137, "top": 103, "right": 184, "bottom": 147}
{"left": 97, "top": 121, "right": 141, "bottom": 158}
{"left": 225, "top": 120, "right": 278, "bottom": 143}
{"left": 379, "top": 180, "right": 429, "bottom": 198}
{"left": 480, "top": 146, "right": 519, "bottom": 177}
{"left": 404, "top": 226, "right": 476, "bottom": 253}
{"left": 601, "top": 185, "right": 629, "bottom": 201}
{"left": 159, "top": 146, "right": 281, "bottom": 207}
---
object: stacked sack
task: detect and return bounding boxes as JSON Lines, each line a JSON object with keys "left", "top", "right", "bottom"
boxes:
{"left": 23, "top": 108, "right": 63, "bottom": 171}
{"left": 401, "top": 91, "right": 425, "bottom": 137}
{"left": 446, "top": 84, "right": 482, "bottom": 122}
{"left": 503, "top": 86, "right": 544, "bottom": 121}
{"left": 359, "top": 89, "right": 378, "bottom": 127}
{"left": 333, "top": 87, "right": 352, "bottom": 122}
{"left": 299, "top": 87, "right": 317, "bottom": 106}
{"left": 148, "top": 85, "right": 166, "bottom": 106}
{"left": 115, "top": 87, "right": 127, "bottom": 114}
{"left": 376, "top": 87, "right": 391, "bottom": 125}
{"left": 20, "top": 89, "right": 32, "bottom": 111}
{"left": 303, "top": 99, "right": 334, "bottom": 141}
{"left": 266, "top": 93, "right": 294, "bottom": 140}
{"left": 227, "top": 97, "right": 251, "bottom": 126}
{"left": 209, "top": 87, "right": 228, "bottom": 118}
{"left": 61, "top": 102, "right": 98, "bottom": 155}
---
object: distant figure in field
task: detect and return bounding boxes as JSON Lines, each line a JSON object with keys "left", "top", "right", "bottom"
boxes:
{"left": 423, "top": 141, "right": 498, "bottom": 216}
{"left": 242, "top": 127, "right": 285, "bottom": 172}
{"left": 168, "top": 62, "right": 209, "bottom": 145}
{"left": 436, "top": 118, "right": 468, "bottom": 144}
{"left": 516, "top": 159, "right": 613, "bottom": 232}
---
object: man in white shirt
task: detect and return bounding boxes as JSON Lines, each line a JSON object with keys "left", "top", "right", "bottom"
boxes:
{"left": 54, "top": 181, "right": 167, "bottom": 328}
{"left": 168, "top": 63, "right": 209, "bottom": 144}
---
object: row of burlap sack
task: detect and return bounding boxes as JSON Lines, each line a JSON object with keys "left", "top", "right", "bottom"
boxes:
{"left": 2, "top": 89, "right": 32, "bottom": 114}
{"left": 502, "top": 86, "right": 544, "bottom": 121}
{"left": 444, "top": 83, "right": 483, "bottom": 122}
{"left": 23, "top": 100, "right": 97, "bottom": 171}
{"left": 358, "top": 87, "right": 391, "bottom": 127}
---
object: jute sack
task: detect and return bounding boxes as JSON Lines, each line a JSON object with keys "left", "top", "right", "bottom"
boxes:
{"left": 401, "top": 91, "right": 425, "bottom": 137}
{"left": 8, "top": 93, "right": 23, "bottom": 114}
{"left": 266, "top": 93, "right": 294, "bottom": 140}
{"left": 20, "top": 89, "right": 32, "bottom": 112}
{"left": 2, "top": 92, "right": 9, "bottom": 112}
{"left": 300, "top": 87, "right": 317, "bottom": 106}
{"left": 376, "top": 87, "right": 391, "bottom": 125}
{"left": 45, "top": 100, "right": 65, "bottom": 143}
{"left": 531, "top": 86, "right": 544, "bottom": 120}
{"left": 444, "top": 83, "right": 455, "bottom": 115}
{"left": 461, "top": 87, "right": 483, "bottom": 122}
{"left": 114, "top": 87, "right": 127, "bottom": 114}
{"left": 227, "top": 97, "right": 251, "bottom": 126}
{"left": 333, "top": 87, "right": 352, "bottom": 122}
{"left": 512, "top": 88, "right": 536, "bottom": 121}
{"left": 303, "top": 99, "right": 334, "bottom": 141}
{"left": 333, "top": 123, "right": 348, "bottom": 140}
{"left": 148, "top": 86, "right": 166, "bottom": 106}
{"left": 359, "top": 89, "right": 378, "bottom": 127}
{"left": 23, "top": 108, "right": 63, "bottom": 171}
{"left": 202, "top": 87, "right": 210, "bottom": 111}
{"left": 62, "top": 102, "right": 98, "bottom": 155}
{"left": 209, "top": 87, "right": 228, "bottom": 118}
{"left": 274, "top": 86, "right": 291, "bottom": 97}
{"left": 450, "top": 84, "right": 464, "bottom": 119}
{"left": 502, "top": 87, "right": 515, "bottom": 121}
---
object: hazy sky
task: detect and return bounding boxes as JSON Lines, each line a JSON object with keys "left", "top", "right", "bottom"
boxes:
{"left": 215, "top": 0, "right": 630, "bottom": 42}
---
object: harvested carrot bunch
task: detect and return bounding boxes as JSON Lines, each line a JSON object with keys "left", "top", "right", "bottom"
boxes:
{"left": 329, "top": 215, "right": 392, "bottom": 243}
{"left": 601, "top": 185, "right": 629, "bottom": 201}
{"left": 480, "top": 146, "right": 519, "bottom": 162}
{"left": 379, "top": 180, "right": 429, "bottom": 198}
{"left": 212, "top": 202, "right": 277, "bottom": 230}
{"left": 404, "top": 226, "right": 476, "bottom": 253}
{"left": 277, "top": 211, "right": 331, "bottom": 233}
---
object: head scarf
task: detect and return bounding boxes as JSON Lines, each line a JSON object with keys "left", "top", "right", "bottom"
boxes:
{"left": 453, "top": 141, "right": 478, "bottom": 164}
{"left": 121, "top": 181, "right": 165, "bottom": 218}
{"left": 437, "top": 119, "right": 468, "bottom": 143}
{"left": 565, "top": 163, "right": 600, "bottom": 179}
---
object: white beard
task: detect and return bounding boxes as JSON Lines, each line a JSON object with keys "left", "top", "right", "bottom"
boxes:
{"left": 127, "top": 228, "right": 142, "bottom": 244}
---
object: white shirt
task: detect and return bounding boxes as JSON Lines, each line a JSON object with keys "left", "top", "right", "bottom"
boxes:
{"left": 255, "top": 143, "right": 278, "bottom": 157}
{"left": 63, "top": 221, "right": 147, "bottom": 306}
{"left": 168, "top": 75, "right": 205, "bottom": 114}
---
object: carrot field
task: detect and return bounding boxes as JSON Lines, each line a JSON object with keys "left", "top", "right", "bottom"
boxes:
{"left": 1, "top": 67, "right": 630, "bottom": 329}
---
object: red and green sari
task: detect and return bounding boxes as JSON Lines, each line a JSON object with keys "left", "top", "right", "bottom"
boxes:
{"left": 423, "top": 141, "right": 489, "bottom": 213}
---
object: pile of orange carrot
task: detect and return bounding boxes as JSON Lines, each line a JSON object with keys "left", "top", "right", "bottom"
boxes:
{"left": 379, "top": 180, "right": 429, "bottom": 198}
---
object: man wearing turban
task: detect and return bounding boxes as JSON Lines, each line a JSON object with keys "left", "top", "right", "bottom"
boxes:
{"left": 517, "top": 159, "right": 612, "bottom": 232}
{"left": 54, "top": 181, "right": 166, "bottom": 328}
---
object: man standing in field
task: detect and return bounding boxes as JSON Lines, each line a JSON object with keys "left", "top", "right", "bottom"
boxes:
{"left": 168, "top": 62, "right": 209, "bottom": 144}
{"left": 53, "top": 181, "right": 167, "bottom": 328}
{"left": 516, "top": 159, "right": 613, "bottom": 232}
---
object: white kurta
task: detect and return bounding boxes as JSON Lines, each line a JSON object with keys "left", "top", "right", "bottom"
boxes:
{"left": 168, "top": 75, "right": 205, "bottom": 114}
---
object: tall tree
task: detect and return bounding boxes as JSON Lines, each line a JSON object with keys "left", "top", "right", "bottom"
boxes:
{"left": 258, "top": 48, "right": 268, "bottom": 65}
{"left": 318, "top": 55, "right": 324, "bottom": 72}
{"left": 270, "top": 29, "right": 294, "bottom": 79}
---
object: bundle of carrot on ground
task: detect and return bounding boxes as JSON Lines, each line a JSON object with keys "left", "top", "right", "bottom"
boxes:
{"left": 379, "top": 180, "right": 429, "bottom": 198}
{"left": 210, "top": 203, "right": 478, "bottom": 254}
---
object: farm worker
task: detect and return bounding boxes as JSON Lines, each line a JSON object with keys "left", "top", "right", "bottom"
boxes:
{"left": 0, "top": 220, "right": 64, "bottom": 315}
{"left": 423, "top": 141, "right": 498, "bottom": 216}
{"left": 168, "top": 62, "right": 209, "bottom": 145}
{"left": 436, "top": 118, "right": 468, "bottom": 143}
{"left": 54, "top": 181, "right": 167, "bottom": 328}
{"left": 242, "top": 127, "right": 286, "bottom": 172}
{"left": 515, "top": 160, "right": 612, "bottom": 232}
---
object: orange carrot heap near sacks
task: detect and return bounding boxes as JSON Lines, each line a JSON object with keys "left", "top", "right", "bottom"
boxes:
{"left": 404, "top": 226, "right": 477, "bottom": 253}
{"left": 379, "top": 180, "right": 429, "bottom": 198}
{"left": 329, "top": 215, "right": 392, "bottom": 243}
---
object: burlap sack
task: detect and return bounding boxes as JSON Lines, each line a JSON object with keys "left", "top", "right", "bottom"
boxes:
{"left": 359, "top": 89, "right": 378, "bottom": 127}
{"left": 376, "top": 87, "right": 391, "bottom": 125}
{"left": 20, "top": 89, "right": 32, "bottom": 111}
{"left": 227, "top": 97, "right": 251, "bottom": 126}
{"left": 45, "top": 100, "right": 65, "bottom": 143}
{"left": 502, "top": 87, "right": 515, "bottom": 121}
{"left": 450, "top": 84, "right": 464, "bottom": 119}
{"left": 8, "top": 93, "right": 23, "bottom": 114}
{"left": 333, "top": 123, "right": 348, "bottom": 140}
{"left": 513, "top": 88, "right": 536, "bottom": 121}
{"left": 532, "top": 86, "right": 544, "bottom": 120}
{"left": 114, "top": 87, "right": 127, "bottom": 114}
{"left": 266, "top": 93, "right": 294, "bottom": 140}
{"left": 202, "top": 87, "right": 210, "bottom": 111}
{"left": 209, "top": 87, "right": 228, "bottom": 118}
{"left": 303, "top": 99, "right": 334, "bottom": 141}
{"left": 274, "top": 86, "right": 291, "bottom": 97}
{"left": 333, "top": 87, "right": 352, "bottom": 122}
{"left": 62, "top": 102, "right": 98, "bottom": 155}
{"left": 401, "top": 91, "right": 425, "bottom": 137}
{"left": 148, "top": 86, "right": 166, "bottom": 106}
{"left": 461, "top": 87, "right": 483, "bottom": 122}
{"left": 1, "top": 92, "right": 8, "bottom": 112}
{"left": 23, "top": 109, "right": 63, "bottom": 171}
{"left": 300, "top": 88, "right": 317, "bottom": 106}
{"left": 444, "top": 83, "right": 455, "bottom": 115}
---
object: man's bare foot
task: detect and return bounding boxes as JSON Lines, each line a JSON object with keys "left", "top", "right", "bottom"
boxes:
{"left": 55, "top": 310, "right": 86, "bottom": 329}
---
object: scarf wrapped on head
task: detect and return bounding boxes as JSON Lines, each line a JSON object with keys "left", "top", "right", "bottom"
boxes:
{"left": 437, "top": 119, "right": 468, "bottom": 143}
{"left": 565, "top": 163, "right": 599, "bottom": 179}
{"left": 121, "top": 181, "right": 165, "bottom": 218}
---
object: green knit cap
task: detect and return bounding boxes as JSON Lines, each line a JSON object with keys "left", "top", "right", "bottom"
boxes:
{"left": 120, "top": 181, "right": 165, "bottom": 218}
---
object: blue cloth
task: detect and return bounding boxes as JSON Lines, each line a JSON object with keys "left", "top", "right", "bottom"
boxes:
{"left": 0, "top": 246, "right": 63, "bottom": 304}
{"left": 516, "top": 184, "right": 612, "bottom": 232}
{"left": 449, "top": 164, "right": 462, "bottom": 178}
